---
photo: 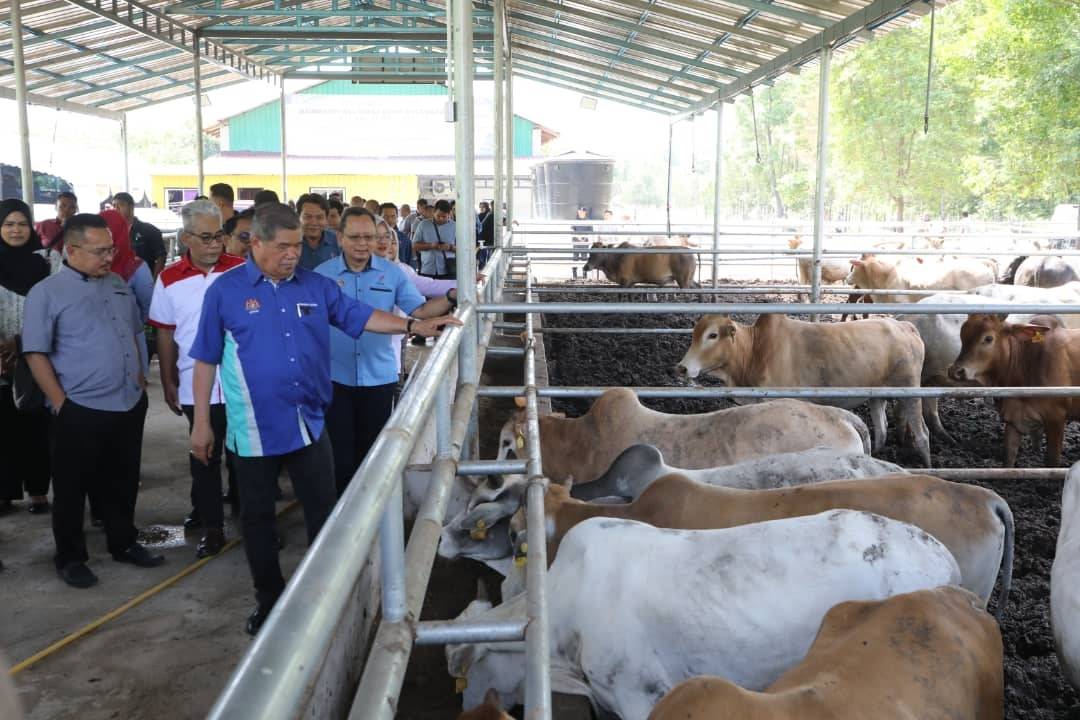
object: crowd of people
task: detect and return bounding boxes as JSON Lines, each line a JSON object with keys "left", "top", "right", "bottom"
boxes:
{"left": 0, "top": 184, "right": 495, "bottom": 635}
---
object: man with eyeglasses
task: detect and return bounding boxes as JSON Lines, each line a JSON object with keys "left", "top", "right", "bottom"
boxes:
{"left": 316, "top": 208, "right": 459, "bottom": 496}
{"left": 23, "top": 214, "right": 161, "bottom": 589}
{"left": 224, "top": 208, "right": 254, "bottom": 258}
{"left": 149, "top": 200, "right": 244, "bottom": 559}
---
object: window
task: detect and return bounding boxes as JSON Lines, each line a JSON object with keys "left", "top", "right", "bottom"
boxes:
{"left": 166, "top": 188, "right": 199, "bottom": 213}
{"left": 309, "top": 186, "right": 345, "bottom": 199}
{"left": 238, "top": 187, "right": 263, "bottom": 201}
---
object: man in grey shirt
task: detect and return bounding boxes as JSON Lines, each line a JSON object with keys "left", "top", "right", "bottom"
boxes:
{"left": 23, "top": 214, "right": 163, "bottom": 589}
{"left": 413, "top": 199, "right": 457, "bottom": 279}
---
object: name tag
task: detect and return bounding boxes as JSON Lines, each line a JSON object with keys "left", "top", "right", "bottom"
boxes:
{"left": 296, "top": 303, "right": 318, "bottom": 317}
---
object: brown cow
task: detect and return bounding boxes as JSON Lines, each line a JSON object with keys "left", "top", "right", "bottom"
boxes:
{"left": 496, "top": 388, "right": 871, "bottom": 483}
{"left": 648, "top": 587, "right": 1003, "bottom": 720}
{"left": 846, "top": 255, "right": 997, "bottom": 304}
{"left": 675, "top": 313, "right": 930, "bottom": 464}
{"left": 583, "top": 241, "right": 698, "bottom": 288}
{"left": 511, "top": 473, "right": 1012, "bottom": 614}
{"left": 948, "top": 313, "right": 1080, "bottom": 467}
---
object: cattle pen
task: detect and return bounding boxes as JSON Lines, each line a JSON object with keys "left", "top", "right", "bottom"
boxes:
{"left": 6, "top": 0, "right": 1080, "bottom": 717}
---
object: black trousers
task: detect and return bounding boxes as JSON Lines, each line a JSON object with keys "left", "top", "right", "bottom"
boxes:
{"left": 51, "top": 394, "right": 147, "bottom": 568}
{"left": 232, "top": 430, "right": 336, "bottom": 606}
{"left": 182, "top": 404, "right": 231, "bottom": 531}
{"left": 325, "top": 382, "right": 395, "bottom": 496}
{"left": 0, "top": 383, "right": 51, "bottom": 501}
{"left": 418, "top": 272, "right": 454, "bottom": 280}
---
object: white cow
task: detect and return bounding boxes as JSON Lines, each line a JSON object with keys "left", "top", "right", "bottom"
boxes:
{"left": 1052, "top": 461, "right": 1080, "bottom": 691}
{"left": 446, "top": 511, "right": 961, "bottom": 719}
{"left": 845, "top": 256, "right": 997, "bottom": 304}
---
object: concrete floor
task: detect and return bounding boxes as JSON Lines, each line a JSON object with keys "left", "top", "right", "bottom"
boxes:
{"left": 0, "top": 369, "right": 309, "bottom": 720}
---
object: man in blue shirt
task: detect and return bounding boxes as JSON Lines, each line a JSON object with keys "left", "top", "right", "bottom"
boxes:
{"left": 296, "top": 193, "right": 340, "bottom": 270}
{"left": 189, "top": 203, "right": 457, "bottom": 635}
{"left": 316, "top": 207, "right": 459, "bottom": 496}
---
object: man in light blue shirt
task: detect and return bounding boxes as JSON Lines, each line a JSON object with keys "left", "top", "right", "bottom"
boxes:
{"left": 316, "top": 207, "right": 459, "bottom": 496}
{"left": 413, "top": 199, "right": 456, "bottom": 279}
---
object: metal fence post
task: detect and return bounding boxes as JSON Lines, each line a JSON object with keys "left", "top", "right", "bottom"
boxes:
{"left": 712, "top": 104, "right": 723, "bottom": 288}
{"left": 10, "top": 0, "right": 32, "bottom": 206}
{"left": 280, "top": 80, "right": 288, "bottom": 202}
{"left": 810, "top": 41, "right": 832, "bottom": 310}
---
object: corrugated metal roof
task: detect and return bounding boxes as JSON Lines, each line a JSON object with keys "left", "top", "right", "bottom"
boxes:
{"left": 0, "top": 0, "right": 953, "bottom": 119}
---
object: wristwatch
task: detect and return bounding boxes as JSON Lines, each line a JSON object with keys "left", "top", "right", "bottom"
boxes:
{"left": 446, "top": 288, "right": 458, "bottom": 308}
{"left": 406, "top": 317, "right": 416, "bottom": 334}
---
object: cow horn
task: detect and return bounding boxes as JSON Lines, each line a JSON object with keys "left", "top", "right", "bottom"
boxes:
{"left": 513, "top": 396, "right": 527, "bottom": 408}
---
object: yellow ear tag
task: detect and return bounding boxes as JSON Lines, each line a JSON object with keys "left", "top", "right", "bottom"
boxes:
{"left": 1032, "top": 331, "right": 1045, "bottom": 344}
{"left": 470, "top": 519, "right": 488, "bottom": 541}
{"left": 515, "top": 434, "right": 525, "bottom": 450}
{"left": 455, "top": 677, "right": 468, "bottom": 694}
{"left": 514, "top": 555, "right": 527, "bottom": 568}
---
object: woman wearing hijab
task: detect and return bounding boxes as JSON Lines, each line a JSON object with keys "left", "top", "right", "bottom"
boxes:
{"left": 0, "top": 199, "right": 61, "bottom": 514}
{"left": 100, "top": 209, "right": 153, "bottom": 323}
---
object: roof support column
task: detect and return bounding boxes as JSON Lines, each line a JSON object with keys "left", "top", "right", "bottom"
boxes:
{"left": 711, "top": 103, "right": 724, "bottom": 288}
{"left": 665, "top": 122, "right": 674, "bottom": 238}
{"left": 493, "top": 0, "right": 505, "bottom": 245}
{"left": 280, "top": 81, "right": 288, "bottom": 202}
{"left": 121, "top": 113, "right": 130, "bottom": 193}
{"left": 193, "top": 32, "right": 205, "bottom": 194}
{"left": 504, "top": 52, "right": 514, "bottom": 227}
{"left": 451, "top": 0, "right": 478, "bottom": 447}
{"left": 810, "top": 42, "right": 832, "bottom": 312}
{"left": 10, "top": 0, "right": 33, "bottom": 205}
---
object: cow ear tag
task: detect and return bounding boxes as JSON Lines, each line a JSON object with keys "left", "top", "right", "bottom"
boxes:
{"left": 455, "top": 677, "right": 468, "bottom": 693}
{"left": 470, "top": 519, "right": 488, "bottom": 540}
{"left": 516, "top": 434, "right": 525, "bottom": 450}
{"left": 1032, "top": 331, "right": 1045, "bottom": 344}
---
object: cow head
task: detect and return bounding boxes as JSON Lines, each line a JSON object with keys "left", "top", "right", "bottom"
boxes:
{"left": 508, "top": 477, "right": 573, "bottom": 563}
{"left": 675, "top": 314, "right": 739, "bottom": 383}
{"left": 438, "top": 475, "right": 528, "bottom": 565}
{"left": 948, "top": 313, "right": 1051, "bottom": 384}
{"left": 582, "top": 241, "right": 610, "bottom": 274}
{"left": 496, "top": 402, "right": 562, "bottom": 461}
{"left": 445, "top": 584, "right": 526, "bottom": 711}
{"left": 845, "top": 254, "right": 883, "bottom": 287}
{"left": 788, "top": 235, "right": 803, "bottom": 250}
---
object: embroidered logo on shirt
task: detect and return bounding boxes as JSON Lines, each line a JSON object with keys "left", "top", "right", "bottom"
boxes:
{"left": 245, "top": 298, "right": 261, "bottom": 313}
{"left": 338, "top": 279, "right": 346, "bottom": 287}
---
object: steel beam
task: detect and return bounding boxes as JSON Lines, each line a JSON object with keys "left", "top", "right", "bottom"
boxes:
{"left": 512, "top": 45, "right": 706, "bottom": 100}
{"left": 493, "top": 0, "right": 505, "bottom": 235}
{"left": 0, "top": 86, "right": 121, "bottom": 120}
{"left": 61, "top": 0, "right": 279, "bottom": 84}
{"left": 512, "top": 57, "right": 688, "bottom": 109}
{"left": 712, "top": 104, "right": 723, "bottom": 287}
{"left": 504, "top": 49, "right": 513, "bottom": 226}
{"left": 513, "top": 67, "right": 680, "bottom": 114}
{"left": 511, "top": 28, "right": 717, "bottom": 90}
{"left": 679, "top": 0, "right": 925, "bottom": 118}
{"left": 203, "top": 27, "right": 493, "bottom": 42}
{"left": 810, "top": 43, "right": 831, "bottom": 308}
{"left": 168, "top": 1, "right": 491, "bottom": 19}
{"left": 194, "top": 35, "right": 205, "bottom": 194}
{"left": 11, "top": 0, "right": 34, "bottom": 205}
{"left": 279, "top": 80, "right": 287, "bottom": 201}
{"left": 509, "top": 10, "right": 741, "bottom": 79}
{"left": 512, "top": 53, "right": 697, "bottom": 105}
{"left": 713, "top": 0, "right": 833, "bottom": 27}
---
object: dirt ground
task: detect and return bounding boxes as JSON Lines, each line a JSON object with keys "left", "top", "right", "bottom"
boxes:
{"left": 538, "top": 284, "right": 1078, "bottom": 720}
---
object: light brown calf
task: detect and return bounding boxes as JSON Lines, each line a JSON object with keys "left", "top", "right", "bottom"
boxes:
{"left": 949, "top": 313, "right": 1080, "bottom": 467}
{"left": 649, "top": 586, "right": 1003, "bottom": 720}
{"left": 788, "top": 236, "right": 848, "bottom": 302}
{"left": 513, "top": 473, "right": 1012, "bottom": 614}
{"left": 846, "top": 255, "right": 997, "bottom": 304}
{"left": 497, "top": 388, "right": 870, "bottom": 483}
{"left": 457, "top": 689, "right": 513, "bottom": 720}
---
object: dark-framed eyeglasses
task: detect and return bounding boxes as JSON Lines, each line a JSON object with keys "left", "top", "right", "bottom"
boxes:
{"left": 186, "top": 230, "right": 227, "bottom": 246}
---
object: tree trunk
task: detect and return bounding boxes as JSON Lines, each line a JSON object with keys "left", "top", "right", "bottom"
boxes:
{"left": 894, "top": 195, "right": 905, "bottom": 228}
{"left": 764, "top": 97, "right": 786, "bottom": 219}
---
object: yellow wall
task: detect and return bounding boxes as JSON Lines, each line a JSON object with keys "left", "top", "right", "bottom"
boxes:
{"left": 150, "top": 173, "right": 419, "bottom": 208}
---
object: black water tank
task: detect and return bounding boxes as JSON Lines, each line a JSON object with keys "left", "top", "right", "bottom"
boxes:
{"left": 536, "top": 152, "right": 615, "bottom": 220}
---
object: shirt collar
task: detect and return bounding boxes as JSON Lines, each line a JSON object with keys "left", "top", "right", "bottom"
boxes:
{"left": 61, "top": 260, "right": 91, "bottom": 282}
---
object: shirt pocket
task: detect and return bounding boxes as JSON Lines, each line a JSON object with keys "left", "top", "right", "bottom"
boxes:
{"left": 366, "top": 287, "right": 396, "bottom": 312}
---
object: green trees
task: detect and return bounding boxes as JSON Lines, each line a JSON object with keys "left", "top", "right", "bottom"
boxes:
{"left": 696, "top": 0, "right": 1079, "bottom": 222}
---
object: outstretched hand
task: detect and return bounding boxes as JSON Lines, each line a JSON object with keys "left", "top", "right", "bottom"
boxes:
{"left": 412, "top": 314, "right": 463, "bottom": 338}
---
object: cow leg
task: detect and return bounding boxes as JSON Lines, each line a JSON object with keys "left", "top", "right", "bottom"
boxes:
{"left": 1003, "top": 423, "right": 1022, "bottom": 468}
{"left": 869, "top": 399, "right": 888, "bottom": 452}
{"left": 1045, "top": 420, "right": 1066, "bottom": 467}
{"left": 923, "top": 397, "right": 955, "bottom": 444}
{"left": 902, "top": 398, "right": 932, "bottom": 467}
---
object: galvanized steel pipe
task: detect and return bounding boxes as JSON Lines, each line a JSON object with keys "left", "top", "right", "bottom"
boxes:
{"left": 477, "top": 301, "right": 1080, "bottom": 315}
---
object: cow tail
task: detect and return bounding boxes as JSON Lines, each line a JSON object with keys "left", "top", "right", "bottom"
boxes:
{"left": 852, "top": 413, "right": 872, "bottom": 454}
{"left": 1000, "top": 256, "right": 1026, "bottom": 285}
{"left": 992, "top": 500, "right": 1015, "bottom": 623}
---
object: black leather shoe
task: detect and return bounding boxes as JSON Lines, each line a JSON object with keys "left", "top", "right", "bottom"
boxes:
{"left": 183, "top": 510, "right": 202, "bottom": 529}
{"left": 246, "top": 603, "right": 274, "bottom": 636}
{"left": 112, "top": 543, "right": 165, "bottom": 568}
{"left": 58, "top": 561, "right": 99, "bottom": 588}
{"left": 28, "top": 501, "right": 51, "bottom": 515}
{"left": 196, "top": 529, "right": 226, "bottom": 559}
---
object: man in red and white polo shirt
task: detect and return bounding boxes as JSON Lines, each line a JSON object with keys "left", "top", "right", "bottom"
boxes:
{"left": 148, "top": 199, "right": 244, "bottom": 559}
